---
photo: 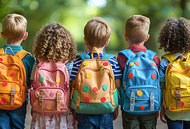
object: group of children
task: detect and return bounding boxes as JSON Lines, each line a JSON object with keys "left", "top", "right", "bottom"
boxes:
{"left": 0, "top": 13, "right": 189, "bottom": 129}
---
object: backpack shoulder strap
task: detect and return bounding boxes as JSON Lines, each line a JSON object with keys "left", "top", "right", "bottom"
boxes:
{"left": 145, "top": 50, "right": 157, "bottom": 60}
{"left": 162, "top": 53, "right": 176, "bottom": 63}
{"left": 102, "top": 54, "right": 115, "bottom": 60}
{"left": 118, "top": 49, "right": 135, "bottom": 60}
{"left": 78, "top": 53, "right": 90, "bottom": 60}
{"left": 0, "top": 48, "right": 4, "bottom": 55}
{"left": 15, "top": 50, "right": 31, "bottom": 60}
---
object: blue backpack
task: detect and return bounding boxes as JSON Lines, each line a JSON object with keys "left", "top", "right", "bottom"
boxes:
{"left": 119, "top": 49, "right": 161, "bottom": 114}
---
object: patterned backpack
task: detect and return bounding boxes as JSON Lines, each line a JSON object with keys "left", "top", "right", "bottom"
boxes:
{"left": 162, "top": 53, "right": 190, "bottom": 112}
{"left": 71, "top": 47, "right": 119, "bottom": 114}
{"left": 119, "top": 49, "right": 161, "bottom": 114}
{"left": 30, "top": 60, "right": 70, "bottom": 114}
{"left": 0, "top": 47, "right": 29, "bottom": 110}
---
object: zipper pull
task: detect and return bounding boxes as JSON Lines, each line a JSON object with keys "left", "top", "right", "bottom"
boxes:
{"left": 100, "top": 67, "right": 104, "bottom": 75}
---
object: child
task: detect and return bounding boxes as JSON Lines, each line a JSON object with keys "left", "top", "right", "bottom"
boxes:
{"left": 117, "top": 15, "right": 160, "bottom": 129}
{"left": 70, "top": 17, "right": 122, "bottom": 129}
{"left": 0, "top": 14, "right": 35, "bottom": 129}
{"left": 158, "top": 18, "right": 190, "bottom": 129}
{"left": 30, "top": 23, "right": 77, "bottom": 129}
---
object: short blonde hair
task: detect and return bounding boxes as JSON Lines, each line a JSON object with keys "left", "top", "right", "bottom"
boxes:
{"left": 2, "top": 14, "right": 27, "bottom": 43}
{"left": 125, "top": 15, "right": 150, "bottom": 43}
{"left": 84, "top": 17, "right": 111, "bottom": 47}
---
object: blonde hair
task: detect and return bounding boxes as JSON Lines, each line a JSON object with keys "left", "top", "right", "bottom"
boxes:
{"left": 2, "top": 14, "right": 27, "bottom": 43}
{"left": 33, "top": 23, "right": 77, "bottom": 62}
{"left": 84, "top": 17, "right": 111, "bottom": 47}
{"left": 125, "top": 15, "right": 150, "bottom": 43}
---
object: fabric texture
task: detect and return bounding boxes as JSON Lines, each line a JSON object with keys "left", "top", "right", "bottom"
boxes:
{"left": 30, "top": 62, "right": 77, "bottom": 129}
{"left": 166, "top": 115, "right": 190, "bottom": 129}
{"left": 77, "top": 113, "right": 114, "bottom": 129}
{"left": 70, "top": 52, "right": 122, "bottom": 79}
{"left": 117, "top": 45, "right": 160, "bottom": 73}
{"left": 0, "top": 44, "right": 35, "bottom": 129}
{"left": 70, "top": 52, "right": 122, "bottom": 129}
{"left": 159, "top": 57, "right": 190, "bottom": 120}
{"left": 122, "top": 110, "right": 157, "bottom": 129}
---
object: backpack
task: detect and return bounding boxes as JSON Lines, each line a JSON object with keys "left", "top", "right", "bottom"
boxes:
{"left": 30, "top": 60, "right": 70, "bottom": 114}
{"left": 119, "top": 49, "right": 161, "bottom": 114}
{"left": 162, "top": 53, "right": 190, "bottom": 112}
{"left": 71, "top": 47, "right": 119, "bottom": 114}
{"left": 0, "top": 47, "right": 29, "bottom": 110}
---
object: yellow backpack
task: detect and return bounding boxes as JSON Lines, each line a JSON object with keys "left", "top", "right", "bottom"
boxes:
{"left": 163, "top": 53, "right": 190, "bottom": 112}
{"left": 0, "top": 47, "right": 29, "bottom": 110}
{"left": 71, "top": 47, "right": 119, "bottom": 114}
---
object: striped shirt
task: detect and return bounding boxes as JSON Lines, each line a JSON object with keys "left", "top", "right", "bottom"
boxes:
{"left": 70, "top": 52, "right": 122, "bottom": 79}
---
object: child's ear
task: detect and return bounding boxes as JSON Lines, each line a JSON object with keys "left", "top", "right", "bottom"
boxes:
{"left": 23, "top": 32, "right": 28, "bottom": 40}
{"left": 1, "top": 32, "right": 5, "bottom": 39}
{"left": 144, "top": 34, "right": 150, "bottom": 42}
{"left": 105, "top": 39, "right": 109, "bottom": 47}
{"left": 84, "top": 37, "right": 88, "bottom": 46}
{"left": 124, "top": 33, "right": 128, "bottom": 42}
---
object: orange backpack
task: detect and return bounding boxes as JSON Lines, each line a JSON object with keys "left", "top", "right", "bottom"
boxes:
{"left": 0, "top": 47, "right": 29, "bottom": 110}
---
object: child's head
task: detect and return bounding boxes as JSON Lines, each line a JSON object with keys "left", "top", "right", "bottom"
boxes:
{"left": 33, "top": 23, "right": 77, "bottom": 62}
{"left": 84, "top": 17, "right": 111, "bottom": 49}
{"left": 1, "top": 14, "right": 27, "bottom": 44}
{"left": 158, "top": 17, "right": 190, "bottom": 53}
{"left": 125, "top": 15, "right": 150, "bottom": 44}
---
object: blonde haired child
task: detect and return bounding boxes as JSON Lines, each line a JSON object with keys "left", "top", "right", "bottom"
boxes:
{"left": 30, "top": 23, "right": 77, "bottom": 129}
{"left": 0, "top": 14, "right": 35, "bottom": 129}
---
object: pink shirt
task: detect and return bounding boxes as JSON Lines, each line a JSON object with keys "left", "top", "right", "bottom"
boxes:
{"left": 117, "top": 45, "right": 160, "bottom": 74}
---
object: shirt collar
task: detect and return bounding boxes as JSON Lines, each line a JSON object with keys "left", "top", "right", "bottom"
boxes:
{"left": 4, "top": 44, "right": 23, "bottom": 51}
{"left": 128, "top": 45, "right": 147, "bottom": 52}
{"left": 87, "top": 52, "right": 104, "bottom": 59}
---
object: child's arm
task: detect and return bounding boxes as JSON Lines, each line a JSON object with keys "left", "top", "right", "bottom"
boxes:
{"left": 113, "top": 78, "right": 121, "bottom": 120}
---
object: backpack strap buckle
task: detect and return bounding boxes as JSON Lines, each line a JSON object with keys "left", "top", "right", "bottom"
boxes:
{"left": 39, "top": 91, "right": 44, "bottom": 110}
{"left": 176, "top": 89, "right": 181, "bottom": 107}
{"left": 130, "top": 90, "right": 135, "bottom": 111}
{"left": 56, "top": 92, "right": 61, "bottom": 111}
{"left": 150, "top": 91, "right": 154, "bottom": 111}
{"left": 10, "top": 86, "right": 15, "bottom": 105}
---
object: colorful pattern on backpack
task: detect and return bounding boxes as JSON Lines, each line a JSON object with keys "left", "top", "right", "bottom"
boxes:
{"left": 71, "top": 48, "right": 119, "bottom": 114}
{"left": 0, "top": 48, "right": 29, "bottom": 110}
{"left": 30, "top": 60, "right": 70, "bottom": 114}
{"left": 119, "top": 49, "right": 161, "bottom": 114}
{"left": 163, "top": 53, "right": 190, "bottom": 112}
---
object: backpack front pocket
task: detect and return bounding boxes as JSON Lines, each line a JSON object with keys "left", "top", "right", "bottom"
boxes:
{"left": 124, "top": 85, "right": 161, "bottom": 114}
{"left": 30, "top": 86, "right": 68, "bottom": 114}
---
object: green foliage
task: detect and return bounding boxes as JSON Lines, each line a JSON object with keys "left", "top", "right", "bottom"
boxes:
{"left": 0, "top": 0, "right": 189, "bottom": 56}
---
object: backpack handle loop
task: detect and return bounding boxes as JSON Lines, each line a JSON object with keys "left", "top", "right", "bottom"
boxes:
{"left": 5, "top": 47, "right": 14, "bottom": 55}
{"left": 91, "top": 47, "right": 100, "bottom": 59}
{"left": 174, "top": 55, "right": 186, "bottom": 62}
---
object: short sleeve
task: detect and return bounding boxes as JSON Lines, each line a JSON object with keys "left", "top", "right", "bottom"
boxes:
{"left": 159, "top": 58, "right": 170, "bottom": 83}
{"left": 109, "top": 57, "right": 122, "bottom": 79}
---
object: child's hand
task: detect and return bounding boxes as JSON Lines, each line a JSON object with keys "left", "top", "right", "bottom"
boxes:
{"left": 160, "top": 105, "right": 166, "bottom": 123}
{"left": 113, "top": 107, "right": 118, "bottom": 120}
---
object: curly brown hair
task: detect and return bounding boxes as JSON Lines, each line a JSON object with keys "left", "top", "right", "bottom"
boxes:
{"left": 158, "top": 17, "right": 190, "bottom": 53}
{"left": 33, "top": 23, "right": 77, "bottom": 62}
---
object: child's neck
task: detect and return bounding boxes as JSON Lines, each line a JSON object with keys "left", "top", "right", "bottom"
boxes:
{"left": 6, "top": 41, "right": 22, "bottom": 46}
{"left": 88, "top": 47, "right": 104, "bottom": 53}
{"left": 129, "top": 42, "right": 144, "bottom": 46}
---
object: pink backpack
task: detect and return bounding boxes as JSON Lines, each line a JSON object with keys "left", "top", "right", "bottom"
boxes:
{"left": 30, "top": 60, "right": 70, "bottom": 114}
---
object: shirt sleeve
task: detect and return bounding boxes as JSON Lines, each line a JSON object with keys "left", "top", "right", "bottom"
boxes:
{"left": 22, "top": 54, "right": 35, "bottom": 86}
{"left": 70, "top": 56, "right": 83, "bottom": 80}
{"left": 109, "top": 57, "right": 122, "bottom": 79}
{"left": 159, "top": 58, "right": 170, "bottom": 83}
{"left": 153, "top": 55, "right": 160, "bottom": 69}
{"left": 117, "top": 53, "right": 128, "bottom": 74}
{"left": 65, "top": 62, "right": 74, "bottom": 81}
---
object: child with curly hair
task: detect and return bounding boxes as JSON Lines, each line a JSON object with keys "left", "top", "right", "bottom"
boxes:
{"left": 30, "top": 23, "right": 77, "bottom": 129}
{"left": 158, "top": 18, "right": 190, "bottom": 129}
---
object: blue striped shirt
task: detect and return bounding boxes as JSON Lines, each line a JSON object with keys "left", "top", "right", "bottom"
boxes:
{"left": 70, "top": 52, "right": 122, "bottom": 79}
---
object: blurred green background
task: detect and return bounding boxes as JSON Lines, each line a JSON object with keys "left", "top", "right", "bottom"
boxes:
{"left": 0, "top": 0, "right": 190, "bottom": 56}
